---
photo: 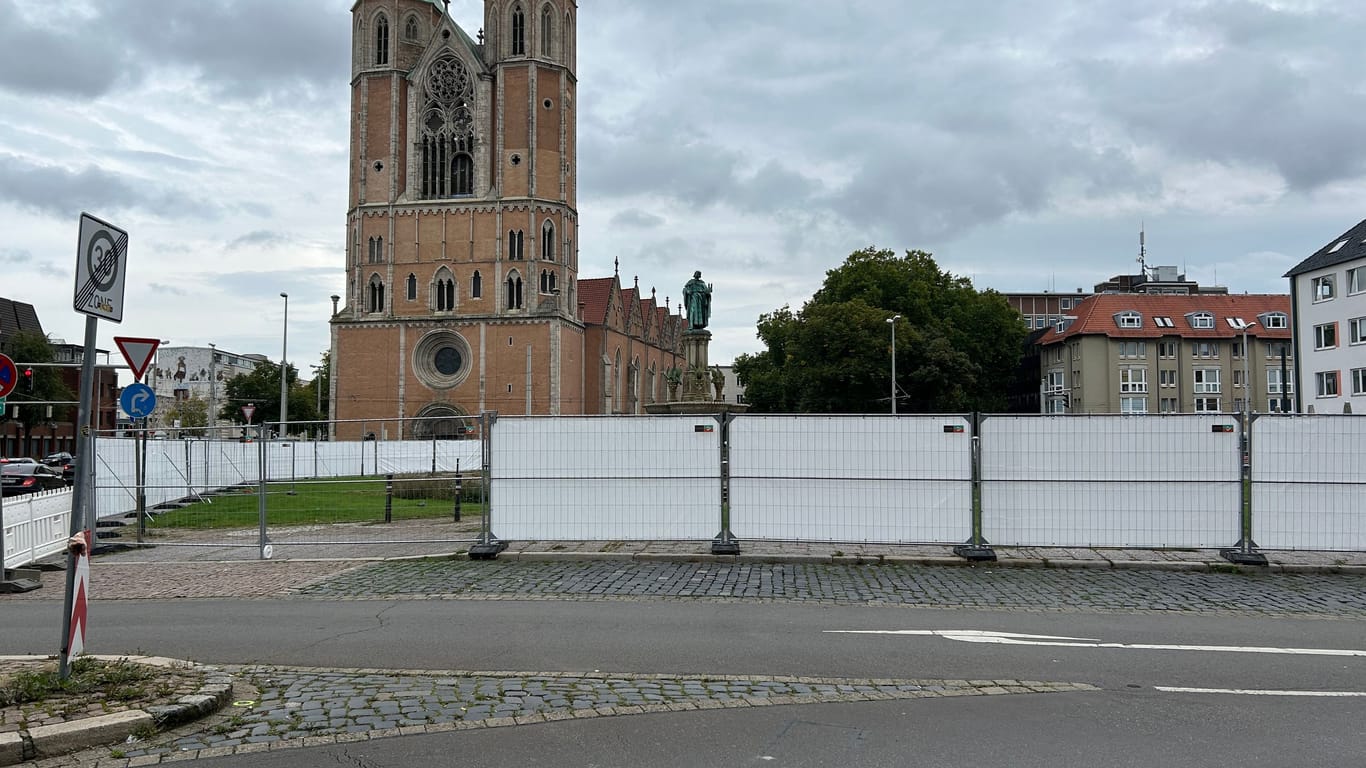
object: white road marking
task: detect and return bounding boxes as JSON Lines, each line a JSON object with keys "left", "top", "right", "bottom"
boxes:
{"left": 823, "top": 629, "right": 1366, "bottom": 657}
{"left": 1156, "top": 687, "right": 1366, "bottom": 697}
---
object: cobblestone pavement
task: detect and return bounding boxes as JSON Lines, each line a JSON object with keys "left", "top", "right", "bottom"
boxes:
{"left": 292, "top": 559, "right": 1366, "bottom": 618}
{"left": 103, "top": 667, "right": 1093, "bottom": 763}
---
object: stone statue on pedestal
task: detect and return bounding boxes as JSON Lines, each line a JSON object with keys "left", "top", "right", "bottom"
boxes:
{"left": 684, "top": 271, "right": 711, "bottom": 330}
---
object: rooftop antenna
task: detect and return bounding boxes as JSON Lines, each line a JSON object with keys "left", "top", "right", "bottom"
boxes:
{"left": 1138, "top": 223, "right": 1148, "bottom": 277}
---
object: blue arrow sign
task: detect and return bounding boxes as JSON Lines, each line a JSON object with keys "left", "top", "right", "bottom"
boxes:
{"left": 120, "top": 382, "right": 157, "bottom": 419}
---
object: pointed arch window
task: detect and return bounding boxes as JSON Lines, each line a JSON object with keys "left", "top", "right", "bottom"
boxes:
{"left": 472, "top": 270, "right": 483, "bottom": 299}
{"left": 420, "top": 55, "right": 475, "bottom": 199}
{"left": 367, "top": 236, "right": 385, "bottom": 264}
{"left": 375, "top": 14, "right": 389, "bottom": 66}
{"left": 508, "top": 229, "right": 524, "bottom": 260}
{"left": 404, "top": 16, "right": 419, "bottom": 41}
{"left": 541, "top": 220, "right": 555, "bottom": 261}
{"left": 368, "top": 275, "right": 386, "bottom": 313}
{"left": 406, "top": 273, "right": 417, "bottom": 301}
{"left": 436, "top": 273, "right": 455, "bottom": 311}
{"left": 511, "top": 5, "right": 526, "bottom": 55}
{"left": 540, "top": 4, "right": 554, "bottom": 57}
{"left": 506, "top": 271, "right": 524, "bottom": 309}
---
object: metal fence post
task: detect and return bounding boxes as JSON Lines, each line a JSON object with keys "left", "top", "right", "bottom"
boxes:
{"left": 1221, "top": 412, "right": 1267, "bottom": 565}
{"left": 258, "top": 435, "right": 271, "bottom": 559}
{"left": 711, "top": 411, "right": 740, "bottom": 555}
{"left": 469, "top": 410, "right": 506, "bottom": 559}
{"left": 453, "top": 458, "right": 462, "bottom": 522}
{"left": 954, "top": 412, "right": 996, "bottom": 562}
{"left": 384, "top": 473, "right": 393, "bottom": 523}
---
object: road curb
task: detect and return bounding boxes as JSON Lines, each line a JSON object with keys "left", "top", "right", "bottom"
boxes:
{"left": 2, "top": 656, "right": 233, "bottom": 766}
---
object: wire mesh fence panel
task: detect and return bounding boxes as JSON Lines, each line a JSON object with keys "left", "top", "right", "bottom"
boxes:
{"left": 728, "top": 415, "right": 972, "bottom": 543}
{"left": 1253, "top": 415, "right": 1366, "bottom": 551}
{"left": 980, "top": 414, "right": 1241, "bottom": 548}
{"left": 490, "top": 416, "right": 721, "bottom": 540}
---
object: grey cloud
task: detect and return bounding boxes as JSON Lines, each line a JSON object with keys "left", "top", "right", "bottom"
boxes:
{"left": 0, "top": 154, "right": 222, "bottom": 221}
{"left": 608, "top": 209, "right": 665, "bottom": 229}
{"left": 149, "top": 282, "right": 188, "bottom": 296}
{"left": 0, "top": 247, "right": 31, "bottom": 264}
{"left": 229, "top": 231, "right": 288, "bottom": 250}
{"left": 0, "top": 0, "right": 134, "bottom": 98}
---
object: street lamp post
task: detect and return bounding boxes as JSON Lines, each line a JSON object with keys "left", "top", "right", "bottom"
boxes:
{"left": 279, "top": 293, "right": 289, "bottom": 438}
{"left": 886, "top": 314, "right": 901, "bottom": 415}
{"left": 207, "top": 343, "right": 216, "bottom": 434}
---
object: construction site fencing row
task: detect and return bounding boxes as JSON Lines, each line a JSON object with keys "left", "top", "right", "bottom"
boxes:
{"left": 1, "top": 487, "right": 71, "bottom": 570}
{"left": 482, "top": 413, "right": 1364, "bottom": 553}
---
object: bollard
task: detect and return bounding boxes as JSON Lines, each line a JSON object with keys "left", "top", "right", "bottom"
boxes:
{"left": 384, "top": 473, "right": 393, "bottom": 523}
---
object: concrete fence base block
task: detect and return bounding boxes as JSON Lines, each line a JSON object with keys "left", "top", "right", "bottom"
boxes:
{"left": 28, "top": 710, "right": 153, "bottom": 759}
{"left": 0, "top": 732, "right": 23, "bottom": 765}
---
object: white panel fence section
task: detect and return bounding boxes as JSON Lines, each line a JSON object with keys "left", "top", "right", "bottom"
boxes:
{"left": 2, "top": 488, "right": 72, "bottom": 569}
{"left": 89, "top": 438, "right": 482, "bottom": 521}
{"left": 489, "top": 416, "right": 722, "bottom": 541}
{"left": 1252, "top": 416, "right": 1366, "bottom": 551}
{"left": 728, "top": 416, "right": 972, "bottom": 543}
{"left": 980, "top": 415, "right": 1243, "bottom": 548}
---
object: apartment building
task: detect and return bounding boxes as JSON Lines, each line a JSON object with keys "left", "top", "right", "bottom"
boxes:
{"left": 1283, "top": 218, "right": 1366, "bottom": 414}
{"left": 1037, "top": 294, "right": 1293, "bottom": 415}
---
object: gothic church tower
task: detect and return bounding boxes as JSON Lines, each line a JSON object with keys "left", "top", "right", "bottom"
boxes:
{"left": 332, "top": 0, "right": 579, "bottom": 436}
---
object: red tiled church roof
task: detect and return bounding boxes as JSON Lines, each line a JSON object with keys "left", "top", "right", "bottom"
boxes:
{"left": 578, "top": 277, "right": 615, "bottom": 325}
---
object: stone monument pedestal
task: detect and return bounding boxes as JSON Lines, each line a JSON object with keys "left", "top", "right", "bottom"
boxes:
{"left": 645, "top": 329, "right": 749, "bottom": 416}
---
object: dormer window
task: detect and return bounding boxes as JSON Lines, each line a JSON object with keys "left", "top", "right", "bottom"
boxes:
{"left": 1186, "top": 312, "right": 1214, "bottom": 330}
{"left": 1313, "top": 275, "right": 1335, "bottom": 302}
{"left": 1114, "top": 311, "right": 1142, "bottom": 329}
{"left": 1258, "top": 312, "right": 1288, "bottom": 329}
{"left": 1154, "top": 317, "right": 1175, "bottom": 328}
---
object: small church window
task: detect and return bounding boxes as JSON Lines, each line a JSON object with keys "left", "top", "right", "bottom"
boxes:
{"left": 368, "top": 275, "right": 386, "bottom": 313}
{"left": 541, "top": 221, "right": 554, "bottom": 261}
{"left": 472, "top": 270, "right": 482, "bottom": 298}
{"left": 506, "top": 272, "right": 523, "bottom": 309}
{"left": 452, "top": 153, "right": 473, "bottom": 195}
{"left": 436, "top": 275, "right": 455, "bottom": 311}
{"left": 508, "top": 229, "right": 524, "bottom": 260}
{"left": 375, "top": 14, "right": 389, "bottom": 66}
{"left": 405, "top": 16, "right": 419, "bottom": 41}
{"left": 406, "top": 273, "right": 417, "bottom": 301}
{"left": 511, "top": 5, "right": 525, "bottom": 55}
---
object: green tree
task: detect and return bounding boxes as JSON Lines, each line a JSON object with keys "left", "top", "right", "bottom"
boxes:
{"left": 734, "top": 247, "right": 1025, "bottom": 413}
{"left": 162, "top": 395, "right": 209, "bottom": 436}
{"left": 218, "top": 361, "right": 322, "bottom": 433}
{"left": 3, "top": 331, "right": 76, "bottom": 454}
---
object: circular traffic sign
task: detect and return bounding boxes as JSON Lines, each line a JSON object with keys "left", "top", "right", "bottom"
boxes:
{"left": 120, "top": 382, "right": 157, "bottom": 419}
{"left": 85, "top": 229, "right": 120, "bottom": 292}
{"left": 0, "top": 353, "right": 16, "bottom": 398}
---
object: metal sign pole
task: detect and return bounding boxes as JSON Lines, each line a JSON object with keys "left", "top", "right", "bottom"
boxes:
{"left": 59, "top": 315, "right": 99, "bottom": 679}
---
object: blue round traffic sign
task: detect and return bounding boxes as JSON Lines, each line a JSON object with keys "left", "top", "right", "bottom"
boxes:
{"left": 120, "top": 382, "right": 157, "bottom": 419}
{"left": 0, "top": 353, "right": 16, "bottom": 398}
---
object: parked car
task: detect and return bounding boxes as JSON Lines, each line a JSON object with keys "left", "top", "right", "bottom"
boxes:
{"left": 1, "top": 463, "right": 67, "bottom": 496}
{"left": 42, "top": 452, "right": 73, "bottom": 466}
{"left": 0, "top": 456, "right": 38, "bottom": 465}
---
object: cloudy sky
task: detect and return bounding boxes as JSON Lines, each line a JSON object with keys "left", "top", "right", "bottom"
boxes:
{"left": 2, "top": 0, "right": 1363, "bottom": 376}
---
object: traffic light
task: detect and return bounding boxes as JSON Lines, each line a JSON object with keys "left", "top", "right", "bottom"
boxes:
{"left": 23, "top": 367, "right": 33, "bottom": 394}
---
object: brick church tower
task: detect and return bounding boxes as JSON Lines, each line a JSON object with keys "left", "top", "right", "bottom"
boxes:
{"left": 331, "top": 0, "right": 584, "bottom": 437}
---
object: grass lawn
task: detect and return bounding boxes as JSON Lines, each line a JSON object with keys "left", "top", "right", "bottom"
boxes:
{"left": 147, "top": 476, "right": 485, "bottom": 529}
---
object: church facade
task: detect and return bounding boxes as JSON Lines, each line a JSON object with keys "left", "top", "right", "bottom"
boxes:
{"left": 330, "top": 0, "right": 684, "bottom": 439}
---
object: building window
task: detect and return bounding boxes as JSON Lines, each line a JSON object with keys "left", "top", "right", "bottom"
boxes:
{"left": 375, "top": 14, "right": 389, "bottom": 66}
{"left": 1194, "top": 368, "right": 1220, "bottom": 394}
{"left": 1160, "top": 397, "right": 1178, "bottom": 413}
{"left": 1191, "top": 341, "right": 1219, "bottom": 358}
{"left": 541, "top": 220, "right": 555, "bottom": 261}
{"left": 1352, "top": 368, "right": 1366, "bottom": 396}
{"left": 508, "top": 230, "right": 524, "bottom": 260}
{"left": 420, "top": 56, "right": 476, "bottom": 199}
{"left": 1316, "top": 371, "right": 1340, "bottom": 397}
{"left": 1268, "top": 369, "right": 1293, "bottom": 395}
{"left": 1187, "top": 312, "right": 1214, "bottom": 329}
{"left": 1233, "top": 339, "right": 1248, "bottom": 359}
{"left": 1120, "top": 367, "right": 1147, "bottom": 393}
{"left": 472, "top": 270, "right": 482, "bottom": 299}
{"left": 1115, "top": 311, "right": 1142, "bottom": 328}
{"left": 1158, "top": 341, "right": 1177, "bottom": 358}
{"left": 1194, "top": 397, "right": 1221, "bottom": 413}
{"left": 511, "top": 5, "right": 526, "bottom": 55}
{"left": 368, "top": 236, "right": 384, "bottom": 264}
{"left": 1118, "top": 341, "right": 1145, "bottom": 358}
{"left": 405, "top": 16, "right": 419, "bottom": 40}
{"left": 1349, "top": 267, "right": 1365, "bottom": 296}
{"left": 1349, "top": 317, "right": 1366, "bottom": 345}
{"left": 1314, "top": 322, "right": 1338, "bottom": 350}
{"left": 1313, "top": 274, "right": 1335, "bottom": 302}
{"left": 1120, "top": 397, "right": 1147, "bottom": 414}
{"left": 436, "top": 275, "right": 455, "bottom": 311}
{"left": 506, "top": 272, "right": 523, "bottom": 309}
{"left": 1266, "top": 341, "right": 1291, "bottom": 359}
{"left": 406, "top": 273, "right": 417, "bottom": 301}
{"left": 1159, "top": 369, "right": 1177, "bottom": 388}
{"left": 1060, "top": 298, "right": 1072, "bottom": 310}
{"left": 540, "top": 4, "right": 554, "bottom": 57}
{"left": 1233, "top": 369, "right": 1246, "bottom": 388}
{"left": 539, "top": 269, "right": 557, "bottom": 294}
{"left": 1259, "top": 312, "right": 1288, "bottom": 329}
{"left": 1154, "top": 317, "right": 1175, "bottom": 328}
{"left": 368, "top": 275, "right": 385, "bottom": 313}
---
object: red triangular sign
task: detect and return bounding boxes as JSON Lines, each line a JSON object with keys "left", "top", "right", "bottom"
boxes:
{"left": 114, "top": 337, "right": 161, "bottom": 382}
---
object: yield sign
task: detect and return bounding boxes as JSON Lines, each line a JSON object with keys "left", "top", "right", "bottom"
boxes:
{"left": 114, "top": 337, "right": 160, "bottom": 382}
{"left": 242, "top": 404, "right": 256, "bottom": 423}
